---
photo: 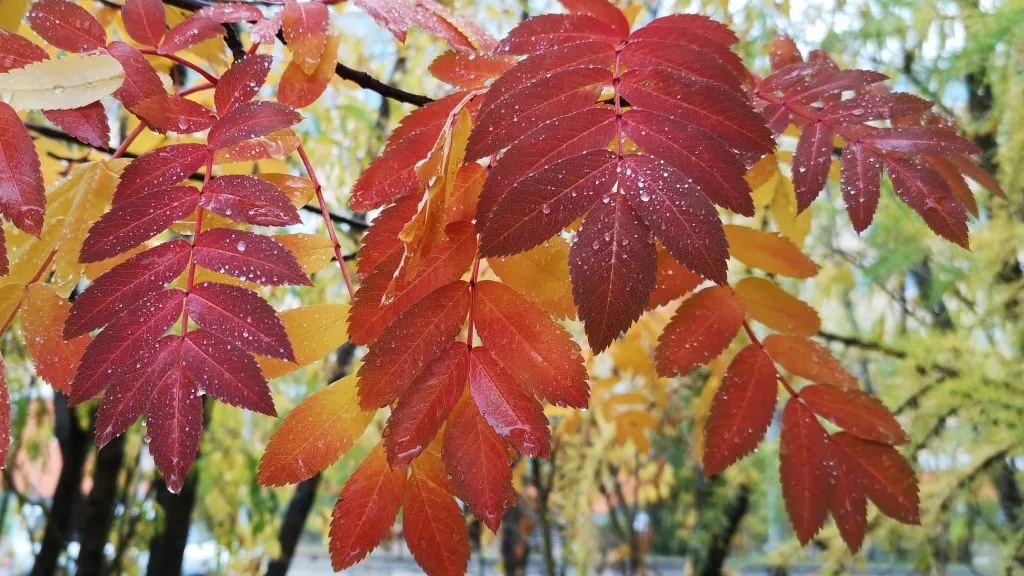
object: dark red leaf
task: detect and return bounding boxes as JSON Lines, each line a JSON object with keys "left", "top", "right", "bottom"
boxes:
{"left": 0, "top": 102, "right": 46, "bottom": 236}
{"left": 114, "top": 143, "right": 208, "bottom": 204}
{"left": 831, "top": 432, "right": 920, "bottom": 525}
{"left": 860, "top": 126, "right": 980, "bottom": 156}
{"left": 829, "top": 439, "right": 867, "bottom": 552}
{"left": 134, "top": 95, "right": 217, "bottom": 135}
{"left": 619, "top": 154, "right": 729, "bottom": 284}
{"left": 27, "top": 0, "right": 106, "bottom": 52}
{"left": 569, "top": 193, "right": 657, "bottom": 352}
{"left": 788, "top": 70, "right": 888, "bottom": 104}
{"left": 356, "top": 197, "right": 418, "bottom": 281}
{"left": 762, "top": 102, "right": 792, "bottom": 136}
{"left": 94, "top": 335, "right": 175, "bottom": 448}
{"left": 468, "top": 346, "right": 550, "bottom": 458}
{"left": 496, "top": 14, "right": 622, "bottom": 55}
{"left": 181, "top": 328, "right": 276, "bottom": 416}
{"left": 929, "top": 156, "right": 978, "bottom": 218}
{"left": 0, "top": 30, "right": 48, "bottom": 72}
{"left": 626, "top": 24, "right": 749, "bottom": 83}
{"left": 80, "top": 185, "right": 199, "bottom": 263}
{"left": 655, "top": 286, "right": 744, "bottom": 376}
{"left": 641, "top": 14, "right": 737, "bottom": 46}
{"left": 801, "top": 384, "right": 908, "bottom": 445}
{"left": 207, "top": 101, "right": 302, "bottom": 150}
{"left": 65, "top": 240, "right": 192, "bottom": 339}
{"left": 884, "top": 156, "right": 970, "bottom": 249}
{"left": 383, "top": 342, "right": 467, "bottom": 468}
{"left": 215, "top": 54, "right": 273, "bottom": 115}
{"left": 69, "top": 289, "right": 185, "bottom": 405}
{"left": 821, "top": 92, "right": 933, "bottom": 125}
{"left": 200, "top": 174, "right": 301, "bottom": 226}
{"left": 619, "top": 37, "right": 743, "bottom": 90}
{"left": 479, "top": 148, "right": 618, "bottom": 258}
{"left": 146, "top": 336, "right": 202, "bottom": 493}
{"left": 559, "top": 0, "right": 629, "bottom": 36}
{"left": 839, "top": 143, "right": 881, "bottom": 233}
{"left": 193, "top": 228, "right": 311, "bottom": 286}
{"left": 357, "top": 281, "right": 470, "bottom": 410}
{"left": 780, "top": 399, "right": 834, "bottom": 545}
{"left": 43, "top": 103, "right": 110, "bottom": 149}
{"left": 106, "top": 41, "right": 168, "bottom": 109}
{"left": 442, "top": 395, "right": 514, "bottom": 532}
{"left": 793, "top": 121, "right": 834, "bottom": 212}
{"left": 703, "top": 344, "right": 778, "bottom": 476}
{"left": 761, "top": 59, "right": 837, "bottom": 94}
{"left": 949, "top": 154, "right": 1005, "bottom": 199}
{"left": 122, "top": 0, "right": 166, "bottom": 47}
{"left": 187, "top": 281, "right": 294, "bottom": 361}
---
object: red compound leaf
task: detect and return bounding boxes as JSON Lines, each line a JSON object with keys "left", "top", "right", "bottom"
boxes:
{"left": 187, "top": 281, "right": 294, "bottom": 361}
{"left": 199, "top": 175, "right": 301, "bottom": 227}
{"left": 467, "top": 346, "right": 550, "bottom": 458}
{"left": 27, "top": 0, "right": 106, "bottom": 53}
{"left": 80, "top": 185, "right": 200, "bottom": 263}
{"left": 192, "top": 228, "right": 311, "bottom": 286}
{"left": 779, "top": 399, "right": 834, "bottom": 545}
{"left": 655, "top": 286, "right": 745, "bottom": 377}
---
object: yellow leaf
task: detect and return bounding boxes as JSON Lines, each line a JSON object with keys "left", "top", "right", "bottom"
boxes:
{"left": 692, "top": 356, "right": 726, "bottom": 462}
{"left": 0, "top": 282, "right": 25, "bottom": 332}
{"left": 488, "top": 237, "right": 575, "bottom": 319}
{"left": 723, "top": 224, "right": 820, "bottom": 278}
{"left": 745, "top": 153, "right": 778, "bottom": 190}
{"left": 275, "top": 233, "right": 335, "bottom": 274}
{"left": 0, "top": 54, "right": 124, "bottom": 111}
{"left": 7, "top": 216, "right": 64, "bottom": 285}
{"left": 258, "top": 304, "right": 349, "bottom": 378}
{"left": 751, "top": 172, "right": 778, "bottom": 210}
{"left": 734, "top": 277, "right": 821, "bottom": 337}
{"left": 256, "top": 374, "right": 375, "bottom": 485}
{"left": 770, "top": 174, "right": 811, "bottom": 246}
{"left": 256, "top": 173, "right": 315, "bottom": 208}
{"left": 621, "top": 4, "right": 644, "bottom": 26}
{"left": 0, "top": 0, "right": 30, "bottom": 31}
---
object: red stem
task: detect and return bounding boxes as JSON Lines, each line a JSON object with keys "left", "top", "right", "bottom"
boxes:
{"left": 755, "top": 89, "right": 884, "bottom": 157}
{"left": 181, "top": 154, "right": 213, "bottom": 334}
{"left": 295, "top": 143, "right": 356, "bottom": 301}
{"left": 140, "top": 49, "right": 220, "bottom": 85}
{"left": 177, "top": 82, "right": 216, "bottom": 98}
{"left": 613, "top": 42, "right": 626, "bottom": 158}
{"left": 741, "top": 319, "right": 800, "bottom": 398}
{"left": 465, "top": 257, "right": 481, "bottom": 349}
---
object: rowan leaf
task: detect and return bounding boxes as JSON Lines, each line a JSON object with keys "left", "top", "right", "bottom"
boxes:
{"left": 43, "top": 102, "right": 110, "bottom": 149}
{"left": 429, "top": 51, "right": 513, "bottom": 88}
{"left": 820, "top": 92, "right": 933, "bottom": 125}
{"left": 829, "top": 438, "right": 868, "bottom": 552}
{"left": 94, "top": 334, "right": 176, "bottom": 448}
{"left": 80, "top": 185, "right": 200, "bottom": 263}
{"left": 278, "top": 34, "right": 340, "bottom": 109}
{"left": 831, "top": 432, "right": 920, "bottom": 525}
{"left": 703, "top": 344, "right": 778, "bottom": 476}
{"left": 146, "top": 336, "right": 202, "bottom": 493}
{"left": 27, "top": 0, "right": 106, "bottom": 53}
{"left": 257, "top": 303, "right": 349, "bottom": 379}
{"left": 159, "top": 4, "right": 263, "bottom": 54}
{"left": 404, "top": 448, "right": 471, "bottom": 576}
{"left": 187, "top": 282, "right": 294, "bottom": 361}
{"left": 801, "top": 384, "right": 908, "bottom": 445}
{"left": 0, "top": 102, "right": 46, "bottom": 236}
{"left": 0, "top": 29, "right": 48, "bottom": 72}
{"left": 655, "top": 286, "right": 745, "bottom": 377}
{"left": 133, "top": 95, "right": 218, "bottom": 135}
{"left": 200, "top": 175, "right": 301, "bottom": 227}
{"left": 0, "top": 54, "right": 124, "bottom": 112}
{"left": 114, "top": 144, "right": 208, "bottom": 204}
{"left": 258, "top": 375, "right": 375, "bottom": 486}
{"left": 763, "top": 335, "right": 857, "bottom": 388}
{"left": 283, "top": 0, "right": 329, "bottom": 74}
{"left": 329, "top": 441, "right": 407, "bottom": 571}
{"left": 193, "top": 228, "right": 311, "bottom": 286}
{"left": 356, "top": 197, "right": 419, "bottom": 281}
{"left": 274, "top": 233, "right": 334, "bottom": 275}
{"left": 212, "top": 128, "right": 301, "bottom": 164}
{"left": 648, "top": 246, "right": 702, "bottom": 309}
{"left": 839, "top": 143, "right": 882, "bottom": 233}
{"left": 487, "top": 236, "right": 576, "bottom": 320}
{"left": 496, "top": 14, "right": 623, "bottom": 55}
{"left": 467, "top": 346, "right": 550, "bottom": 457}
{"left": 121, "top": 0, "right": 166, "bottom": 47}
{"left": 106, "top": 41, "right": 166, "bottom": 110}
{"left": 723, "top": 224, "right": 821, "bottom": 278}
{"left": 780, "top": 399, "right": 834, "bottom": 545}
{"left": 734, "top": 277, "right": 821, "bottom": 337}
{"left": 215, "top": 54, "right": 272, "bottom": 115}
{"left": 860, "top": 126, "right": 980, "bottom": 156}
{"left": 21, "top": 284, "right": 91, "bottom": 394}
{"left": 792, "top": 120, "right": 834, "bottom": 212}
{"left": 883, "top": 156, "right": 970, "bottom": 249}
{"left": 207, "top": 101, "right": 303, "bottom": 150}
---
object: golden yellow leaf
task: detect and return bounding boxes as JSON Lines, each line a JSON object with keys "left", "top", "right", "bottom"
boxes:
{"left": 275, "top": 233, "right": 335, "bottom": 274}
{"left": 7, "top": 216, "right": 65, "bottom": 285}
{"left": 770, "top": 174, "right": 811, "bottom": 246}
{"left": 488, "top": 237, "right": 575, "bottom": 319}
{"left": 0, "top": 282, "right": 25, "bottom": 332}
{"left": 0, "top": 54, "right": 125, "bottom": 111}
{"left": 723, "top": 224, "right": 820, "bottom": 278}
{"left": 0, "top": 0, "right": 29, "bottom": 31}
{"left": 734, "top": 277, "right": 821, "bottom": 337}
{"left": 256, "top": 173, "right": 315, "bottom": 208}
{"left": 258, "top": 304, "right": 349, "bottom": 378}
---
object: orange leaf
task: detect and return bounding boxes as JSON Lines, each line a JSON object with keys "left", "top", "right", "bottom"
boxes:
{"left": 405, "top": 447, "right": 470, "bottom": 576}
{"left": 829, "top": 439, "right": 868, "bottom": 553}
{"left": 473, "top": 280, "right": 588, "bottom": 408}
{"left": 723, "top": 224, "right": 820, "bottom": 278}
{"left": 329, "top": 441, "right": 407, "bottom": 571}
{"left": 734, "top": 277, "right": 820, "bottom": 337}
{"left": 21, "top": 284, "right": 91, "bottom": 394}
{"left": 801, "top": 384, "right": 908, "bottom": 445}
{"left": 831, "top": 432, "right": 920, "bottom": 525}
{"left": 442, "top": 394, "right": 514, "bottom": 532}
{"left": 428, "top": 51, "right": 514, "bottom": 88}
{"left": 780, "top": 399, "right": 834, "bottom": 545}
{"left": 356, "top": 197, "right": 418, "bottom": 281}
{"left": 257, "top": 375, "right": 375, "bottom": 486}
{"left": 655, "top": 286, "right": 745, "bottom": 377}
{"left": 648, "top": 246, "right": 702, "bottom": 309}
{"left": 254, "top": 173, "right": 315, "bottom": 208}
{"left": 212, "top": 128, "right": 300, "bottom": 164}
{"left": 447, "top": 162, "right": 486, "bottom": 224}
{"left": 703, "top": 344, "right": 778, "bottom": 476}
{"left": 467, "top": 346, "right": 550, "bottom": 458}
{"left": 278, "top": 34, "right": 340, "bottom": 109}
{"left": 487, "top": 237, "right": 575, "bottom": 320}
{"left": 763, "top": 335, "right": 857, "bottom": 388}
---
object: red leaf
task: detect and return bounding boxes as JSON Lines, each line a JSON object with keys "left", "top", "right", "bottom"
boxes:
{"left": 27, "top": 0, "right": 106, "bottom": 53}
{"left": 442, "top": 395, "right": 514, "bottom": 532}
{"left": 474, "top": 281, "right": 589, "bottom": 408}
{"left": 793, "top": 121, "right": 834, "bottom": 212}
{"left": 215, "top": 54, "right": 273, "bottom": 115}
{"left": 769, "top": 36, "right": 802, "bottom": 71}
{"left": 619, "top": 154, "right": 730, "bottom": 284}
{"left": 350, "top": 93, "right": 464, "bottom": 211}
{"left": 860, "top": 126, "right": 980, "bottom": 156}
{"left": 762, "top": 103, "right": 791, "bottom": 136}
{"left": 788, "top": 70, "right": 888, "bottom": 104}
{"left": 628, "top": 27, "right": 748, "bottom": 86}
{"left": 703, "top": 344, "right": 778, "bottom": 476}
{"left": 476, "top": 107, "right": 617, "bottom": 231}
{"left": 569, "top": 193, "right": 657, "bottom": 352}
{"left": 350, "top": 0, "right": 413, "bottom": 43}
{"left": 496, "top": 14, "right": 622, "bottom": 55}
{"left": 159, "top": 4, "right": 263, "bottom": 54}
{"left": 829, "top": 438, "right": 867, "bottom": 552}
{"left": 283, "top": 0, "right": 328, "bottom": 71}
{"left": 560, "top": 0, "right": 629, "bottom": 34}
{"left": 620, "top": 68, "right": 775, "bottom": 155}
{"left": 181, "top": 328, "right": 276, "bottom": 416}
{"left": 357, "top": 281, "right": 470, "bottom": 410}
{"left": 208, "top": 101, "right": 302, "bottom": 150}
{"left": 196, "top": 3, "right": 264, "bottom": 23}
{"left": 122, "top": 0, "right": 166, "bottom": 47}
{"left": 762, "top": 60, "right": 837, "bottom": 94}
{"left": 949, "top": 154, "right": 1005, "bottom": 199}
{"left": 0, "top": 30, "right": 49, "bottom": 72}
{"left": 199, "top": 175, "right": 301, "bottom": 227}
{"left": 883, "top": 156, "right": 970, "bottom": 249}
{"left": 642, "top": 14, "right": 738, "bottom": 46}
{"left": 648, "top": 247, "right": 702, "bottom": 308}
{"left": 133, "top": 95, "right": 218, "bottom": 135}
{"left": 619, "top": 37, "right": 742, "bottom": 90}
{"left": 43, "top": 103, "right": 110, "bottom": 149}
{"left": 356, "top": 197, "right": 418, "bottom": 281}
{"left": 407, "top": 0, "right": 493, "bottom": 53}
{"left": 348, "top": 222, "right": 476, "bottom": 345}
{"left": 383, "top": 342, "right": 467, "bottom": 468}
{"left": 66, "top": 240, "right": 192, "bottom": 339}
{"left": 821, "top": 92, "right": 933, "bottom": 125}
{"left": 0, "top": 102, "right": 46, "bottom": 236}
{"left": 831, "top": 432, "right": 920, "bottom": 525}
{"left": 69, "top": 289, "right": 185, "bottom": 406}
{"left": 95, "top": 334, "right": 177, "bottom": 448}
{"left": 929, "top": 156, "right": 978, "bottom": 218}
{"left": 114, "top": 143, "right": 208, "bottom": 204}
{"left": 801, "top": 384, "right": 908, "bottom": 445}
{"left": 429, "top": 51, "right": 514, "bottom": 88}
{"left": 655, "top": 286, "right": 744, "bottom": 376}
{"left": 81, "top": 185, "right": 200, "bottom": 263}
{"left": 468, "top": 346, "right": 550, "bottom": 458}
{"left": 329, "top": 442, "right": 407, "bottom": 571}
{"left": 780, "top": 399, "right": 834, "bottom": 545}
{"left": 839, "top": 143, "right": 881, "bottom": 233}
{"left": 146, "top": 336, "right": 202, "bottom": 493}
{"left": 193, "top": 228, "right": 311, "bottom": 286}
{"left": 187, "top": 281, "right": 294, "bottom": 361}
{"left": 106, "top": 41, "right": 168, "bottom": 109}
{"left": 479, "top": 148, "right": 618, "bottom": 258}
{"left": 404, "top": 450, "right": 471, "bottom": 576}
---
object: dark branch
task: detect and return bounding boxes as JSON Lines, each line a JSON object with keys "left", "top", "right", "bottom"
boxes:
{"left": 334, "top": 62, "right": 433, "bottom": 107}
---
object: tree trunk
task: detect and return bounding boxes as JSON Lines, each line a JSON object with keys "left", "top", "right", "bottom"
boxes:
{"left": 695, "top": 484, "right": 750, "bottom": 576}
{"left": 76, "top": 432, "right": 127, "bottom": 576}
{"left": 265, "top": 474, "right": 322, "bottom": 576}
{"left": 500, "top": 503, "right": 530, "bottom": 576}
{"left": 532, "top": 458, "right": 556, "bottom": 576}
{"left": 31, "top": 395, "right": 91, "bottom": 576}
